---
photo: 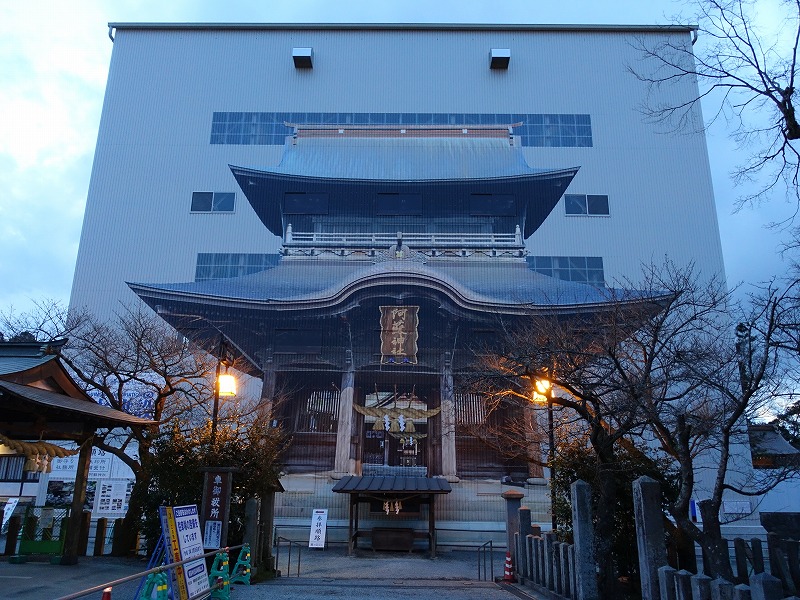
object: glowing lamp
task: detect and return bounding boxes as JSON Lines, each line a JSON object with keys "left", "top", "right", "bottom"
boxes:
{"left": 218, "top": 373, "right": 237, "bottom": 397}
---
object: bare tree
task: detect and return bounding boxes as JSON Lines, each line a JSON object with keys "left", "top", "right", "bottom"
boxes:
{"left": 630, "top": 0, "right": 800, "bottom": 207}
{"left": 466, "top": 265, "right": 798, "bottom": 588}
{"left": 467, "top": 264, "right": 715, "bottom": 596}
{"left": 0, "top": 301, "right": 261, "bottom": 553}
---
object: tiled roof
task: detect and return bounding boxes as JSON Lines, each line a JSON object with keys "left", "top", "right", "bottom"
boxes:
{"left": 332, "top": 475, "right": 452, "bottom": 494}
{"left": 237, "top": 135, "right": 572, "bottom": 182}
{"left": 0, "top": 380, "right": 154, "bottom": 427}
{"left": 129, "top": 258, "right": 628, "bottom": 312}
{"left": 0, "top": 354, "right": 59, "bottom": 376}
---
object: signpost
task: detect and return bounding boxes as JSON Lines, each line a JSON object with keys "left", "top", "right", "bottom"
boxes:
{"left": 308, "top": 509, "right": 328, "bottom": 548}
{"left": 160, "top": 505, "right": 209, "bottom": 600}
{"left": 200, "top": 467, "right": 235, "bottom": 549}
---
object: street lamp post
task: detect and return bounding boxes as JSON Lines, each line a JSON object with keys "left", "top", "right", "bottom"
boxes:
{"left": 534, "top": 378, "right": 557, "bottom": 532}
{"left": 210, "top": 335, "right": 237, "bottom": 448}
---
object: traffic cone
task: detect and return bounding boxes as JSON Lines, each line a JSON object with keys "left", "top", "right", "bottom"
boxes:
{"left": 503, "top": 551, "right": 516, "bottom": 582}
{"left": 101, "top": 588, "right": 112, "bottom": 600}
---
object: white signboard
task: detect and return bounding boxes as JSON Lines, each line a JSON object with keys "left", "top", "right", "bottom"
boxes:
{"left": 50, "top": 447, "right": 113, "bottom": 480}
{"left": 93, "top": 479, "right": 130, "bottom": 519}
{"left": 308, "top": 508, "right": 328, "bottom": 548}
{"left": 161, "top": 505, "right": 209, "bottom": 600}
{"left": 2, "top": 498, "right": 19, "bottom": 529}
{"left": 204, "top": 520, "right": 222, "bottom": 549}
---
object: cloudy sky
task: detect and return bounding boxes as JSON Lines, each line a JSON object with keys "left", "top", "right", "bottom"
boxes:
{"left": 0, "top": 0, "right": 794, "bottom": 315}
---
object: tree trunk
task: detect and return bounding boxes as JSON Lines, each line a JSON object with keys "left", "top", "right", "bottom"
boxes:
{"left": 112, "top": 473, "right": 148, "bottom": 556}
{"left": 590, "top": 428, "right": 620, "bottom": 600}
{"left": 697, "top": 501, "right": 734, "bottom": 580}
{"left": 594, "top": 463, "right": 619, "bottom": 599}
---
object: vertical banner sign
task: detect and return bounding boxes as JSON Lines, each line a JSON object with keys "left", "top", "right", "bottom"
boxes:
{"left": 201, "top": 470, "right": 232, "bottom": 549}
{"left": 2, "top": 498, "right": 19, "bottom": 529}
{"left": 160, "top": 505, "right": 210, "bottom": 600}
{"left": 380, "top": 306, "right": 419, "bottom": 364}
{"left": 308, "top": 508, "right": 328, "bottom": 548}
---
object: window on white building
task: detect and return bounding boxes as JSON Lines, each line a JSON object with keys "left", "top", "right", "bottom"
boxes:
{"left": 190, "top": 191, "right": 235, "bottom": 213}
{"left": 564, "top": 194, "right": 609, "bottom": 216}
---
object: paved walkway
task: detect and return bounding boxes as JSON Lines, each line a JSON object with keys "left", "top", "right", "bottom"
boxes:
{"left": 242, "top": 546, "right": 542, "bottom": 600}
{"left": 0, "top": 546, "right": 545, "bottom": 599}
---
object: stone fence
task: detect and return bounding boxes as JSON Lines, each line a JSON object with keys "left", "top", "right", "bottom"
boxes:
{"left": 633, "top": 476, "right": 800, "bottom": 600}
{"left": 506, "top": 480, "right": 599, "bottom": 599}
{"left": 505, "top": 477, "right": 800, "bottom": 600}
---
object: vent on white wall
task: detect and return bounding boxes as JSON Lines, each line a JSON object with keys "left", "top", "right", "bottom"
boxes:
{"left": 490, "top": 48, "right": 510, "bottom": 69}
{"left": 292, "top": 47, "right": 313, "bottom": 68}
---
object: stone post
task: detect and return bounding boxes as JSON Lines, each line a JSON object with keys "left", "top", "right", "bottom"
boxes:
{"left": 519, "top": 506, "right": 532, "bottom": 578}
{"left": 560, "top": 542, "right": 571, "bottom": 597}
{"left": 519, "top": 506, "right": 532, "bottom": 538}
{"left": 439, "top": 353, "right": 458, "bottom": 482}
{"left": 537, "top": 536, "right": 546, "bottom": 586}
{"left": 710, "top": 578, "right": 735, "bottom": 600}
{"left": 659, "top": 565, "right": 678, "bottom": 600}
{"left": 553, "top": 541, "right": 563, "bottom": 594}
{"left": 675, "top": 570, "right": 693, "bottom": 600}
{"left": 526, "top": 535, "right": 535, "bottom": 585}
{"left": 334, "top": 366, "right": 355, "bottom": 476}
{"left": 733, "top": 584, "right": 752, "bottom": 600}
{"left": 93, "top": 518, "right": 107, "bottom": 556}
{"left": 633, "top": 476, "right": 668, "bottom": 600}
{"left": 501, "top": 489, "right": 523, "bottom": 567}
{"left": 748, "top": 572, "right": 783, "bottom": 600}
{"left": 692, "top": 574, "right": 713, "bottom": 600}
{"left": 571, "top": 480, "right": 599, "bottom": 600}
{"left": 569, "top": 544, "right": 577, "bottom": 597}
{"left": 543, "top": 532, "right": 556, "bottom": 591}
{"left": 243, "top": 497, "right": 260, "bottom": 570}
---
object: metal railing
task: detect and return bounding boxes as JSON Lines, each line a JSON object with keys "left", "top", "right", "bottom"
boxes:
{"left": 477, "top": 540, "right": 495, "bottom": 581}
{"left": 54, "top": 544, "right": 244, "bottom": 600}
{"left": 285, "top": 230, "right": 522, "bottom": 247}
{"left": 275, "top": 535, "right": 302, "bottom": 577}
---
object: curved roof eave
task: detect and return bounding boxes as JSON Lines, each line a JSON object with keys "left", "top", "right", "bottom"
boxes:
{"left": 230, "top": 164, "right": 579, "bottom": 185}
{"left": 128, "top": 264, "right": 666, "bottom": 318}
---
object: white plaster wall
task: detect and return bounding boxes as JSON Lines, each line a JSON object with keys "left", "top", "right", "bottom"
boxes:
{"left": 70, "top": 25, "right": 724, "bottom": 317}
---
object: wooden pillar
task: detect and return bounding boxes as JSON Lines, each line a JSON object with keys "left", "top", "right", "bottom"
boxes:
{"left": 440, "top": 353, "right": 458, "bottom": 482}
{"left": 334, "top": 365, "right": 356, "bottom": 476}
{"left": 61, "top": 435, "right": 92, "bottom": 565}
{"left": 348, "top": 495, "right": 354, "bottom": 554}
{"left": 259, "top": 359, "right": 276, "bottom": 421}
{"left": 93, "top": 518, "right": 108, "bottom": 556}
{"left": 429, "top": 495, "right": 437, "bottom": 558}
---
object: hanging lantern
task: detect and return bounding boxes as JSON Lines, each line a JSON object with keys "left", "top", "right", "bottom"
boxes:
{"left": 218, "top": 373, "right": 237, "bottom": 396}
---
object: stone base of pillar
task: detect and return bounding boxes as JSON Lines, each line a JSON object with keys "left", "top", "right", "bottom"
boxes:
{"left": 527, "top": 477, "right": 548, "bottom": 486}
{"left": 442, "top": 474, "right": 461, "bottom": 483}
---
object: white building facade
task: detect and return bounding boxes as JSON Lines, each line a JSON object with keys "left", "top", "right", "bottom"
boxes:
{"left": 70, "top": 24, "right": 742, "bottom": 547}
